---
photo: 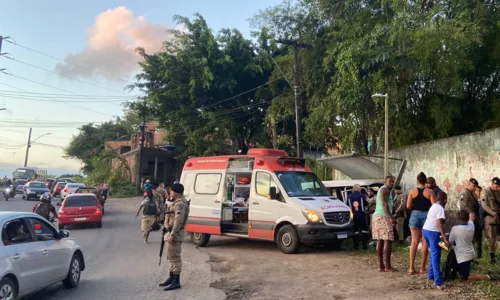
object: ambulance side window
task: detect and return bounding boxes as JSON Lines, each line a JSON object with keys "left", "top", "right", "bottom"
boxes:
{"left": 194, "top": 173, "right": 222, "bottom": 195}
{"left": 255, "top": 172, "right": 280, "bottom": 200}
{"left": 182, "top": 173, "right": 194, "bottom": 197}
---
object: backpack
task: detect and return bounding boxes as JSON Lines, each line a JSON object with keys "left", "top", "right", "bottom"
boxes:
{"left": 35, "top": 203, "right": 50, "bottom": 219}
{"left": 443, "top": 249, "right": 458, "bottom": 281}
{"left": 143, "top": 198, "right": 158, "bottom": 216}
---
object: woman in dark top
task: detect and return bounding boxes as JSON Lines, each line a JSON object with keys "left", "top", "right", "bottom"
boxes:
{"left": 406, "top": 172, "right": 437, "bottom": 275}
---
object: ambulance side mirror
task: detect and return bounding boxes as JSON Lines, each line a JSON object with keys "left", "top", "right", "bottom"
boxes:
{"left": 269, "top": 187, "right": 278, "bottom": 200}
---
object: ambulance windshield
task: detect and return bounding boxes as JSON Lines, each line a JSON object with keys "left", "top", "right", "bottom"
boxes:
{"left": 275, "top": 172, "right": 330, "bottom": 197}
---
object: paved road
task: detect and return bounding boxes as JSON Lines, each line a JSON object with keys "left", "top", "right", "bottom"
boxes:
{"left": 0, "top": 195, "right": 226, "bottom": 300}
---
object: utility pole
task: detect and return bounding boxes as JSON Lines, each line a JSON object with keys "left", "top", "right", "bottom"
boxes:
{"left": 24, "top": 128, "right": 32, "bottom": 167}
{"left": 372, "top": 93, "right": 389, "bottom": 177}
{"left": 276, "top": 39, "right": 311, "bottom": 158}
{"left": 137, "top": 100, "right": 147, "bottom": 191}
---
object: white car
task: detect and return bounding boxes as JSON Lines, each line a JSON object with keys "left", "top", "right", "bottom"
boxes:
{"left": 60, "top": 183, "right": 86, "bottom": 199}
{"left": 0, "top": 212, "right": 85, "bottom": 299}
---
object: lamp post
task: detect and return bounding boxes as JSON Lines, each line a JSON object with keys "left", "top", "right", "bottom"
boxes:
{"left": 371, "top": 93, "right": 389, "bottom": 177}
{"left": 24, "top": 129, "right": 52, "bottom": 167}
{"left": 137, "top": 122, "right": 145, "bottom": 191}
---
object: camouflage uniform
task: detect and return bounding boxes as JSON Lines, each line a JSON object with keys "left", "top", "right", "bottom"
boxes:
{"left": 460, "top": 189, "right": 483, "bottom": 258}
{"left": 482, "top": 187, "right": 500, "bottom": 254}
{"left": 154, "top": 191, "right": 166, "bottom": 222}
{"left": 164, "top": 197, "right": 190, "bottom": 275}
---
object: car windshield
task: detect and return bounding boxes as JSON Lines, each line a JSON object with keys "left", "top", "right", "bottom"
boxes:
{"left": 64, "top": 196, "right": 97, "bottom": 207}
{"left": 275, "top": 172, "right": 330, "bottom": 197}
{"left": 29, "top": 183, "right": 46, "bottom": 189}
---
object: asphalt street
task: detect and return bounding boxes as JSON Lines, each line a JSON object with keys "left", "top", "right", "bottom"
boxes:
{"left": 0, "top": 195, "right": 226, "bottom": 300}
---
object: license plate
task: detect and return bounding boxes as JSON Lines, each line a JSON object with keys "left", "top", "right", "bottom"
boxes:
{"left": 74, "top": 217, "right": 86, "bottom": 221}
{"left": 337, "top": 232, "right": 348, "bottom": 239}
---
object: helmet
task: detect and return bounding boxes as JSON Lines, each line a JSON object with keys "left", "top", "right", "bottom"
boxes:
{"left": 146, "top": 179, "right": 151, "bottom": 184}
{"left": 40, "top": 192, "right": 51, "bottom": 203}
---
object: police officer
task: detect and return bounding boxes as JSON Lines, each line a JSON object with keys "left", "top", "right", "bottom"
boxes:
{"left": 347, "top": 184, "right": 369, "bottom": 249}
{"left": 481, "top": 177, "right": 500, "bottom": 264}
{"left": 159, "top": 183, "right": 190, "bottom": 291}
{"left": 460, "top": 178, "right": 482, "bottom": 258}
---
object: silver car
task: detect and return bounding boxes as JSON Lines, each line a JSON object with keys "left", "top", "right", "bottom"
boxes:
{"left": 60, "top": 183, "right": 86, "bottom": 200}
{"left": 0, "top": 212, "right": 85, "bottom": 300}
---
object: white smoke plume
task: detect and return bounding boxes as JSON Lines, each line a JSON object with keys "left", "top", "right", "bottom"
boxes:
{"left": 55, "top": 6, "right": 174, "bottom": 80}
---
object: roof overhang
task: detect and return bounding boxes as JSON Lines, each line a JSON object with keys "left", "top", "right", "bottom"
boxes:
{"left": 318, "top": 154, "right": 406, "bottom": 181}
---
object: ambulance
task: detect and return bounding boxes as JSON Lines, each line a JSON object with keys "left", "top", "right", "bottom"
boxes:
{"left": 180, "top": 148, "right": 354, "bottom": 254}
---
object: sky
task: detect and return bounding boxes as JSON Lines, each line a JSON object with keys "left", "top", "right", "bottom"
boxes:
{"left": 0, "top": 0, "right": 281, "bottom": 176}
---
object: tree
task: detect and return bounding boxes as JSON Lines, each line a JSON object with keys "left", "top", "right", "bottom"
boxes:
{"left": 129, "top": 14, "right": 275, "bottom": 158}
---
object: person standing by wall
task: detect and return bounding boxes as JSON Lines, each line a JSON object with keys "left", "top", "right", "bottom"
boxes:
{"left": 459, "top": 178, "right": 482, "bottom": 259}
{"left": 426, "top": 177, "right": 442, "bottom": 196}
{"left": 407, "top": 172, "right": 436, "bottom": 276}
{"left": 422, "top": 191, "right": 449, "bottom": 289}
{"left": 159, "top": 183, "right": 190, "bottom": 291}
{"left": 372, "top": 176, "right": 396, "bottom": 272}
{"left": 481, "top": 177, "right": 500, "bottom": 264}
{"left": 393, "top": 186, "right": 406, "bottom": 245}
{"left": 347, "top": 184, "right": 369, "bottom": 249}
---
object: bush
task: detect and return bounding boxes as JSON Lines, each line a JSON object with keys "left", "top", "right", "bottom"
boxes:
{"left": 110, "top": 181, "right": 137, "bottom": 198}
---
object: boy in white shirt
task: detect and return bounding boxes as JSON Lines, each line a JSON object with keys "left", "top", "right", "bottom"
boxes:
{"left": 422, "top": 191, "right": 449, "bottom": 289}
{"left": 449, "top": 210, "right": 500, "bottom": 281}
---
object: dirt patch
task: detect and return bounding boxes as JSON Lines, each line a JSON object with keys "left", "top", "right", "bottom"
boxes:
{"left": 203, "top": 236, "right": 442, "bottom": 300}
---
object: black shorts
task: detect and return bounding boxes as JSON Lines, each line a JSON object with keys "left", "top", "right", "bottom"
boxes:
{"left": 457, "top": 260, "right": 472, "bottom": 280}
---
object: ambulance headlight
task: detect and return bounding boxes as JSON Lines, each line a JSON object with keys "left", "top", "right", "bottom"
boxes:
{"left": 301, "top": 209, "right": 322, "bottom": 223}
{"left": 350, "top": 209, "right": 353, "bottom": 221}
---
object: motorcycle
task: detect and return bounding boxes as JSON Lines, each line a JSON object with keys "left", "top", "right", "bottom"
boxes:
{"left": 99, "top": 189, "right": 107, "bottom": 215}
{"left": 3, "top": 185, "right": 15, "bottom": 201}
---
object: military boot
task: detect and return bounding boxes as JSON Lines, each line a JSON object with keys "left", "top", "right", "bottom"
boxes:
{"left": 164, "top": 274, "right": 181, "bottom": 291}
{"left": 159, "top": 272, "right": 174, "bottom": 287}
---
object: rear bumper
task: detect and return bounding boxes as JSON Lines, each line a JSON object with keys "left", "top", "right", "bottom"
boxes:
{"left": 296, "top": 222, "right": 354, "bottom": 244}
{"left": 59, "top": 215, "right": 102, "bottom": 225}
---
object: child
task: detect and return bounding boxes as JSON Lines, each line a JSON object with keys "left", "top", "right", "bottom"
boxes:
{"left": 449, "top": 210, "right": 500, "bottom": 281}
{"left": 422, "top": 191, "right": 449, "bottom": 289}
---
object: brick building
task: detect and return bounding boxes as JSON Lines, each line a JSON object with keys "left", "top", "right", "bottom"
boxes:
{"left": 105, "top": 122, "right": 182, "bottom": 185}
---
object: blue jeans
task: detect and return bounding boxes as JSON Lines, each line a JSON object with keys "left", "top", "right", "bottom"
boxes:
{"left": 409, "top": 210, "right": 428, "bottom": 229}
{"left": 423, "top": 229, "right": 443, "bottom": 286}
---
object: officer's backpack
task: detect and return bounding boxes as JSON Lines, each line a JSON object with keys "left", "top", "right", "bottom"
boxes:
{"left": 35, "top": 203, "right": 50, "bottom": 219}
{"left": 143, "top": 197, "right": 158, "bottom": 216}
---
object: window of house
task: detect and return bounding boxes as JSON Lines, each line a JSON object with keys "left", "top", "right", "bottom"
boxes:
{"left": 194, "top": 173, "right": 222, "bottom": 195}
{"left": 2, "top": 219, "right": 33, "bottom": 245}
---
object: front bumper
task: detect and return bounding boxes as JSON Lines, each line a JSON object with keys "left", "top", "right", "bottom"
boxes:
{"left": 26, "top": 193, "right": 45, "bottom": 200}
{"left": 296, "top": 222, "right": 354, "bottom": 244}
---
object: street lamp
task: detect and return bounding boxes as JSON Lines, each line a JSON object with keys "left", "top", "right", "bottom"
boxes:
{"left": 24, "top": 130, "right": 52, "bottom": 167}
{"left": 372, "top": 93, "right": 389, "bottom": 178}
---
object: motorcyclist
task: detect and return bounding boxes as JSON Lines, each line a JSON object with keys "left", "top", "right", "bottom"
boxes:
{"left": 34, "top": 192, "right": 58, "bottom": 222}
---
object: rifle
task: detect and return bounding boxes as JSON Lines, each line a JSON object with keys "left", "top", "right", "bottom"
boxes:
{"left": 159, "top": 226, "right": 171, "bottom": 266}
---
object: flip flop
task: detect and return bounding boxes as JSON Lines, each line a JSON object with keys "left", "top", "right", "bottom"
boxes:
{"left": 419, "top": 270, "right": 428, "bottom": 276}
{"left": 385, "top": 268, "right": 397, "bottom": 272}
{"left": 408, "top": 270, "right": 417, "bottom": 275}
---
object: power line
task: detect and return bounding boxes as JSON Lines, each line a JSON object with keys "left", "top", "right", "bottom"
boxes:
{"left": 3, "top": 56, "right": 131, "bottom": 95}
{"left": 0, "top": 73, "right": 116, "bottom": 116}
{"left": 0, "top": 94, "right": 127, "bottom": 104}
{"left": 0, "top": 89, "right": 136, "bottom": 99}
{"left": 5, "top": 40, "right": 134, "bottom": 84}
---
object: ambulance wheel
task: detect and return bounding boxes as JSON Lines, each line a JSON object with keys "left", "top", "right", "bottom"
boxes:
{"left": 277, "top": 225, "right": 300, "bottom": 254}
{"left": 191, "top": 232, "right": 210, "bottom": 247}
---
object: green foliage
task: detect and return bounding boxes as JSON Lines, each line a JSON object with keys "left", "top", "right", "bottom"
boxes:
{"left": 306, "top": 157, "right": 332, "bottom": 181}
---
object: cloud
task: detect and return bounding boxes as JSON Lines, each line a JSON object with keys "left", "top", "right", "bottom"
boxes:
{"left": 55, "top": 6, "right": 172, "bottom": 80}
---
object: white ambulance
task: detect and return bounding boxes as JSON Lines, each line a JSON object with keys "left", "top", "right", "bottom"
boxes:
{"left": 180, "top": 148, "right": 354, "bottom": 254}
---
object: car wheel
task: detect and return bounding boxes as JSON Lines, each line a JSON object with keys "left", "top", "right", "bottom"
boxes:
{"left": 190, "top": 232, "right": 210, "bottom": 247}
{"left": 62, "top": 254, "right": 82, "bottom": 289}
{"left": 0, "top": 277, "right": 17, "bottom": 300}
{"left": 97, "top": 222, "right": 102, "bottom": 228}
{"left": 277, "top": 225, "right": 300, "bottom": 254}
{"left": 22, "top": 195, "right": 25, "bottom": 200}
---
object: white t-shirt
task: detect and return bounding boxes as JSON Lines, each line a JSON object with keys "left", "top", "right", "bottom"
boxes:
{"left": 449, "top": 221, "right": 475, "bottom": 264}
{"left": 422, "top": 203, "right": 446, "bottom": 232}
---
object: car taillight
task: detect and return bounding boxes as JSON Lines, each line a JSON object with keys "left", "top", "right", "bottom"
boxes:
{"left": 56, "top": 186, "right": 62, "bottom": 190}
{"left": 63, "top": 188, "right": 69, "bottom": 192}
{"left": 58, "top": 209, "right": 65, "bottom": 216}
{"left": 95, "top": 208, "right": 102, "bottom": 215}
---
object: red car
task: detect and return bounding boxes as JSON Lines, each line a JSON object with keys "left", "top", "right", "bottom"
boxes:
{"left": 57, "top": 194, "right": 103, "bottom": 229}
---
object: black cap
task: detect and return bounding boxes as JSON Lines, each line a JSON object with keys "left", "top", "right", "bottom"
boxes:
{"left": 493, "top": 177, "right": 500, "bottom": 185}
{"left": 469, "top": 178, "right": 479, "bottom": 187}
{"left": 171, "top": 183, "right": 184, "bottom": 194}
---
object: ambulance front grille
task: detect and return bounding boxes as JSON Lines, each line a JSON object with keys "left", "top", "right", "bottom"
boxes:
{"left": 323, "top": 212, "right": 350, "bottom": 225}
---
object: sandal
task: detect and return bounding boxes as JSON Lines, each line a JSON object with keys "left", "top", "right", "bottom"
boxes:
{"left": 385, "top": 268, "right": 397, "bottom": 272}
{"left": 419, "top": 269, "right": 428, "bottom": 276}
{"left": 408, "top": 270, "right": 417, "bottom": 275}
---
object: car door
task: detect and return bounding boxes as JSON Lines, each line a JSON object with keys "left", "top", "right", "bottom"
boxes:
{"left": 249, "top": 171, "right": 282, "bottom": 240}
{"left": 1, "top": 218, "right": 47, "bottom": 293}
{"left": 26, "top": 217, "right": 70, "bottom": 281}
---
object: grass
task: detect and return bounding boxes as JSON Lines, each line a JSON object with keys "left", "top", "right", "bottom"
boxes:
{"left": 351, "top": 240, "right": 500, "bottom": 300}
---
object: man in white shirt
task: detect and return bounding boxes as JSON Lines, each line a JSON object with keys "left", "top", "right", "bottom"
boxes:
{"left": 449, "top": 210, "right": 500, "bottom": 281}
{"left": 422, "top": 191, "right": 450, "bottom": 289}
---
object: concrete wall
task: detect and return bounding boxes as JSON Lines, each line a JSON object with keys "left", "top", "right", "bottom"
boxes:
{"left": 333, "top": 127, "right": 500, "bottom": 210}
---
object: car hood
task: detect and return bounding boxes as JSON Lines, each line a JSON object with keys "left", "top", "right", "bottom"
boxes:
{"left": 295, "top": 196, "right": 350, "bottom": 213}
